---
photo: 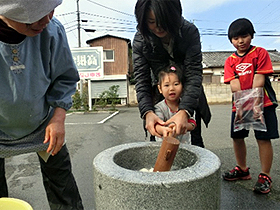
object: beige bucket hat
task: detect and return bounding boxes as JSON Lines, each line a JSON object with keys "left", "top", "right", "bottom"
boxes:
{"left": 0, "top": 0, "right": 62, "bottom": 23}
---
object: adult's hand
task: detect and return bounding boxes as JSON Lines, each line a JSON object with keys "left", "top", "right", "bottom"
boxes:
{"left": 145, "top": 111, "right": 165, "bottom": 137}
{"left": 165, "top": 110, "right": 188, "bottom": 136}
{"left": 44, "top": 107, "right": 66, "bottom": 156}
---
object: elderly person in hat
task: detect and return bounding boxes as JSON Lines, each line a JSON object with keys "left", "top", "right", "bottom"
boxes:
{"left": 0, "top": 0, "right": 83, "bottom": 209}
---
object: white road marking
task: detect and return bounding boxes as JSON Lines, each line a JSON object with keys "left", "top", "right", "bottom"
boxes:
{"left": 66, "top": 111, "right": 119, "bottom": 125}
{"left": 97, "top": 111, "right": 119, "bottom": 124}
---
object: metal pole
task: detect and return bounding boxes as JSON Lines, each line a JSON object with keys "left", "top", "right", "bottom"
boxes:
{"left": 77, "top": 0, "right": 81, "bottom": 47}
{"left": 88, "top": 79, "right": 92, "bottom": 111}
{"left": 77, "top": 0, "right": 83, "bottom": 96}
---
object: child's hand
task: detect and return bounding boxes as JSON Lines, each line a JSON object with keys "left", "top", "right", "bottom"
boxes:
{"left": 161, "top": 125, "right": 174, "bottom": 137}
{"left": 167, "top": 122, "right": 177, "bottom": 137}
{"left": 234, "top": 107, "right": 243, "bottom": 124}
{"left": 252, "top": 94, "right": 264, "bottom": 121}
{"left": 253, "top": 105, "right": 265, "bottom": 124}
{"left": 253, "top": 105, "right": 261, "bottom": 119}
{"left": 165, "top": 110, "right": 188, "bottom": 136}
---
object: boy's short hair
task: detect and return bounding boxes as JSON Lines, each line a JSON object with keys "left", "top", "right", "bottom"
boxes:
{"left": 228, "top": 18, "right": 255, "bottom": 42}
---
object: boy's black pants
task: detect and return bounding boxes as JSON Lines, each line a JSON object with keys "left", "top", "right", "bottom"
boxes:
{"left": 0, "top": 145, "right": 83, "bottom": 210}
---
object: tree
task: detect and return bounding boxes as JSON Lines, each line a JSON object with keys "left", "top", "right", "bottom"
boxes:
{"left": 72, "top": 90, "right": 82, "bottom": 110}
{"left": 96, "top": 85, "right": 120, "bottom": 110}
{"left": 81, "top": 83, "right": 89, "bottom": 111}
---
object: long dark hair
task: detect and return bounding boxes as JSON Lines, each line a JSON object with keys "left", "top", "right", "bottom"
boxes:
{"left": 134, "top": 0, "right": 182, "bottom": 40}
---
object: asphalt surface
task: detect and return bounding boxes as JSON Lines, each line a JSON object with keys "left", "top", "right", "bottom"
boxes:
{"left": 4, "top": 105, "right": 280, "bottom": 209}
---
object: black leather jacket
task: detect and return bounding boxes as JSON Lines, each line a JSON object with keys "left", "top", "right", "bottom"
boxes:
{"left": 132, "top": 18, "right": 211, "bottom": 126}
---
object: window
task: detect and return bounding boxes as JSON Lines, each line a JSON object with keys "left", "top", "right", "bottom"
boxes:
{"left": 103, "top": 50, "right": 114, "bottom": 62}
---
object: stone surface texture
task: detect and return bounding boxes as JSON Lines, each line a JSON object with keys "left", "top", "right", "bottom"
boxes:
{"left": 93, "top": 142, "right": 221, "bottom": 210}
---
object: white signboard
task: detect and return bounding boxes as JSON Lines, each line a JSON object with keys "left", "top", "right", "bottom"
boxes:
{"left": 71, "top": 47, "right": 104, "bottom": 80}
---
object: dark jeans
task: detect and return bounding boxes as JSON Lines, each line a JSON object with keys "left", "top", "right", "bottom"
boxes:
{"left": 0, "top": 145, "right": 84, "bottom": 210}
{"left": 191, "top": 110, "right": 205, "bottom": 148}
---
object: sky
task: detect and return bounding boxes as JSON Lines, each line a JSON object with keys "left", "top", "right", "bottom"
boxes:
{"left": 54, "top": 0, "right": 280, "bottom": 52}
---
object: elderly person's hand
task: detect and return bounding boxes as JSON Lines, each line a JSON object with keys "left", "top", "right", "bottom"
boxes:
{"left": 44, "top": 107, "right": 66, "bottom": 156}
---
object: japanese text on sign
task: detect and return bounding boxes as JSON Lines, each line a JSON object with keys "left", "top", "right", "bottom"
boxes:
{"left": 71, "top": 47, "right": 104, "bottom": 79}
{"left": 74, "top": 54, "right": 98, "bottom": 67}
{"left": 79, "top": 72, "right": 102, "bottom": 79}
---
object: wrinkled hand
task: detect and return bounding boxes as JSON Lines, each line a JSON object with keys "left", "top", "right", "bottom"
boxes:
{"left": 145, "top": 111, "right": 165, "bottom": 137}
{"left": 43, "top": 108, "right": 66, "bottom": 156}
{"left": 165, "top": 110, "right": 188, "bottom": 136}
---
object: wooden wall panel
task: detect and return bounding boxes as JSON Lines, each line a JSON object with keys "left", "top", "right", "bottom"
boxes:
{"left": 88, "top": 37, "right": 129, "bottom": 76}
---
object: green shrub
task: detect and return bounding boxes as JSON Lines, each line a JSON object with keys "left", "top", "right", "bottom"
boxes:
{"left": 72, "top": 90, "right": 82, "bottom": 110}
{"left": 81, "top": 84, "right": 89, "bottom": 111}
{"left": 96, "top": 85, "right": 120, "bottom": 110}
{"left": 72, "top": 84, "right": 120, "bottom": 111}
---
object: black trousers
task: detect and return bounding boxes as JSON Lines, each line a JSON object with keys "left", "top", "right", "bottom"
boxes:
{"left": 0, "top": 145, "right": 84, "bottom": 210}
{"left": 190, "top": 109, "right": 205, "bottom": 148}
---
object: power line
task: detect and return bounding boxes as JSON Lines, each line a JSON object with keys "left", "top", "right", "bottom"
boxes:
{"left": 83, "top": 19, "right": 136, "bottom": 26}
{"left": 81, "top": 24, "right": 135, "bottom": 31}
{"left": 66, "top": 27, "right": 78, "bottom": 33}
{"left": 200, "top": 33, "right": 280, "bottom": 37}
{"left": 56, "top": 12, "right": 76, "bottom": 17}
{"left": 198, "top": 28, "right": 280, "bottom": 37}
{"left": 59, "top": 2, "right": 280, "bottom": 50}
{"left": 62, "top": 20, "right": 77, "bottom": 26}
{"left": 81, "top": 12, "right": 136, "bottom": 24}
{"left": 65, "top": 24, "right": 77, "bottom": 30}
{"left": 85, "top": 0, "right": 134, "bottom": 17}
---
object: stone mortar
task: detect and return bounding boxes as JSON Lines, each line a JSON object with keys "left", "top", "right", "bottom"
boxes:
{"left": 93, "top": 142, "right": 221, "bottom": 210}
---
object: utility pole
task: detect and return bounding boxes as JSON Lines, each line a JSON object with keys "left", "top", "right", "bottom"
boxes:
{"left": 77, "top": 0, "right": 81, "bottom": 47}
{"left": 76, "top": 0, "right": 83, "bottom": 96}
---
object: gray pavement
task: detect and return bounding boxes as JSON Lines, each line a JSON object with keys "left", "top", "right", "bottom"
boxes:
{"left": 4, "top": 105, "right": 280, "bottom": 209}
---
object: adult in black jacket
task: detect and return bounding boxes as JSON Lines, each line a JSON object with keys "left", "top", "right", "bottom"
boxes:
{"left": 132, "top": 0, "right": 211, "bottom": 147}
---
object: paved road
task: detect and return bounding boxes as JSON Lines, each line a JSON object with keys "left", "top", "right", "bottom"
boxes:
{"left": 4, "top": 105, "right": 280, "bottom": 209}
